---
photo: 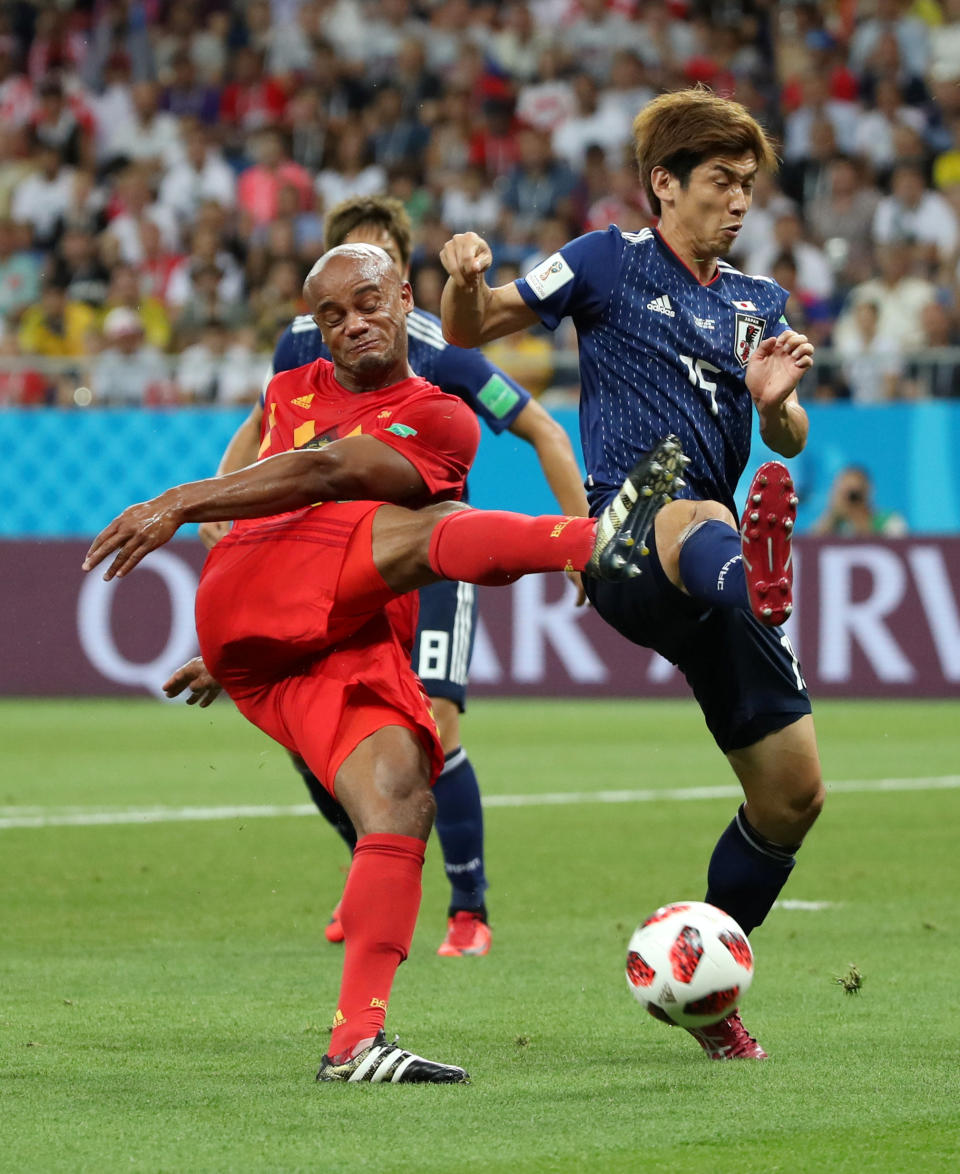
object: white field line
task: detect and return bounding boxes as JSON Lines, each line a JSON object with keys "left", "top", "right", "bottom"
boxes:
{"left": 1, "top": 775, "right": 959, "bottom": 831}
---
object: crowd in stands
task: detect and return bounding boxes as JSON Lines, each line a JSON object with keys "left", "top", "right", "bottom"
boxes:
{"left": 1, "top": 0, "right": 960, "bottom": 406}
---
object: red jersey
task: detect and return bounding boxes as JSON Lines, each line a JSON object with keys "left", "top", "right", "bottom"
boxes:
{"left": 257, "top": 358, "right": 480, "bottom": 509}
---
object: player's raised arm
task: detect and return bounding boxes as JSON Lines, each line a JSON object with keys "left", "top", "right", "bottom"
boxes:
{"left": 745, "top": 330, "right": 813, "bottom": 458}
{"left": 82, "top": 435, "right": 433, "bottom": 580}
{"left": 440, "top": 231, "right": 539, "bottom": 346}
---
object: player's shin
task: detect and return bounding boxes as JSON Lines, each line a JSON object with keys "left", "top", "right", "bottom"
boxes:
{"left": 433, "top": 747, "right": 488, "bottom": 914}
{"left": 704, "top": 804, "right": 799, "bottom": 936}
{"left": 327, "top": 833, "right": 425, "bottom": 1062}
{"left": 428, "top": 510, "right": 596, "bottom": 585}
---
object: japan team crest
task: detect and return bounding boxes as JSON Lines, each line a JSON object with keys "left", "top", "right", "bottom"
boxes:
{"left": 734, "top": 312, "right": 766, "bottom": 367}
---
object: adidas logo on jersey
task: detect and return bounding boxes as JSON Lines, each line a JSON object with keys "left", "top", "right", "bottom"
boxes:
{"left": 646, "top": 294, "right": 675, "bottom": 317}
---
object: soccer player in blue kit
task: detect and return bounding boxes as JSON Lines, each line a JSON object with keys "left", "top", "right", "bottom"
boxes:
{"left": 200, "top": 196, "right": 588, "bottom": 958}
{"left": 440, "top": 87, "right": 824, "bottom": 1059}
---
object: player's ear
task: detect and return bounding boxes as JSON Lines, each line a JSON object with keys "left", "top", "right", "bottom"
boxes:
{"left": 399, "top": 280, "right": 414, "bottom": 313}
{"left": 650, "top": 166, "right": 675, "bottom": 206}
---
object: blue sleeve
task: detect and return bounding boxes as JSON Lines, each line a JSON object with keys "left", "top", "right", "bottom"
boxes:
{"left": 515, "top": 227, "right": 621, "bottom": 331}
{"left": 427, "top": 342, "right": 531, "bottom": 435}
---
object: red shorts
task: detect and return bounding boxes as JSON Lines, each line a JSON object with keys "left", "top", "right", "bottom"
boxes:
{"left": 195, "top": 501, "right": 443, "bottom": 794}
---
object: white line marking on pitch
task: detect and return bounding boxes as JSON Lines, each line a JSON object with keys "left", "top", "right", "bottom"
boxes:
{"left": 1, "top": 775, "right": 959, "bottom": 831}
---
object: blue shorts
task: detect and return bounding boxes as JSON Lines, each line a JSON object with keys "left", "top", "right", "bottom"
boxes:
{"left": 584, "top": 542, "right": 811, "bottom": 754}
{"left": 412, "top": 579, "right": 478, "bottom": 711}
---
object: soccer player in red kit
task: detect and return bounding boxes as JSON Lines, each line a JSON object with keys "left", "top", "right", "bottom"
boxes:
{"left": 84, "top": 244, "right": 687, "bottom": 1083}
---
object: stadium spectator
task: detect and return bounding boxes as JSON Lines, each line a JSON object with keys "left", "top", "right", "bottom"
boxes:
{"left": 165, "top": 223, "right": 244, "bottom": 311}
{"left": 0, "top": 215, "right": 41, "bottom": 323}
{"left": 102, "top": 164, "right": 180, "bottom": 267}
{"left": 488, "top": 2, "right": 552, "bottom": 84}
{"left": 501, "top": 127, "right": 577, "bottom": 235}
{"left": 0, "top": 125, "right": 35, "bottom": 217}
{"left": 805, "top": 155, "right": 882, "bottom": 285}
{"left": 552, "top": 72, "right": 631, "bottom": 170}
{"left": 439, "top": 163, "right": 503, "bottom": 236}
{"left": 100, "top": 263, "right": 171, "bottom": 351}
{"left": 814, "top": 465, "right": 908, "bottom": 535}
{"left": 157, "top": 123, "right": 236, "bottom": 228}
{"left": 159, "top": 52, "right": 221, "bottom": 125}
{"left": 835, "top": 241, "right": 937, "bottom": 352}
{"left": 848, "top": 0, "right": 930, "bottom": 88}
{"left": 782, "top": 72, "right": 859, "bottom": 162}
{"left": 852, "top": 75, "right": 926, "bottom": 174}
{"left": 90, "top": 306, "right": 170, "bottom": 406}
{"left": 236, "top": 128, "right": 312, "bottom": 229}
{"left": 836, "top": 299, "right": 904, "bottom": 402}
{"left": 172, "top": 261, "right": 250, "bottom": 349}
{"left": 10, "top": 141, "right": 75, "bottom": 249}
{"left": 17, "top": 278, "right": 96, "bottom": 358}
{"left": 315, "top": 121, "right": 387, "bottom": 213}
{"left": 367, "top": 85, "right": 431, "bottom": 172}
{"left": 29, "top": 74, "right": 96, "bottom": 169}
{"left": 745, "top": 204, "right": 835, "bottom": 301}
{"left": 560, "top": 0, "right": 643, "bottom": 84}
{"left": 0, "top": 331, "right": 51, "bottom": 405}
{"left": 175, "top": 319, "right": 268, "bottom": 405}
{"left": 904, "top": 300, "right": 960, "bottom": 397}
{"left": 872, "top": 161, "right": 959, "bottom": 267}
{"left": 50, "top": 223, "right": 111, "bottom": 312}
{"left": 515, "top": 45, "right": 577, "bottom": 134}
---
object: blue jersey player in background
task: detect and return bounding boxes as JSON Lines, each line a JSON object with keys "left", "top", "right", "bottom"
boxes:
{"left": 441, "top": 88, "right": 824, "bottom": 1057}
{"left": 200, "top": 196, "right": 589, "bottom": 958}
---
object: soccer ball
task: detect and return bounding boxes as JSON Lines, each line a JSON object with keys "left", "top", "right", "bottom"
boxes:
{"left": 625, "top": 901, "right": 754, "bottom": 1028}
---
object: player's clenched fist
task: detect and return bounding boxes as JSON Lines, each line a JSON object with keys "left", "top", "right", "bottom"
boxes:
{"left": 439, "top": 232, "right": 493, "bottom": 288}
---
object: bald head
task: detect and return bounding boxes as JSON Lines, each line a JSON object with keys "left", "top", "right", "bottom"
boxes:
{"left": 305, "top": 243, "right": 414, "bottom": 393}
{"left": 303, "top": 243, "right": 398, "bottom": 303}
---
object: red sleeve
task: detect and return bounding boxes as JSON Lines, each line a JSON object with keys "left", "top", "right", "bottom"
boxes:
{"left": 370, "top": 393, "right": 480, "bottom": 501}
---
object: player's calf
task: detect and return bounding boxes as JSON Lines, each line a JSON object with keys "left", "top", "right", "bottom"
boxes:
{"left": 740, "top": 462, "right": 798, "bottom": 627}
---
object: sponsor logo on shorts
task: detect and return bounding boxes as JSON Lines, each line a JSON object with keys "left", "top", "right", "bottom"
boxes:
{"left": 386, "top": 422, "right": 418, "bottom": 438}
{"left": 524, "top": 251, "right": 574, "bottom": 300}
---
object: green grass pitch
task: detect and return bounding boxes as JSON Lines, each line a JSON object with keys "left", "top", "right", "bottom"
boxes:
{"left": 1, "top": 697, "right": 958, "bottom": 1173}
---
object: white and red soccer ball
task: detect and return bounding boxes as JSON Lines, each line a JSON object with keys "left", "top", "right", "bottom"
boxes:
{"left": 625, "top": 901, "right": 754, "bottom": 1028}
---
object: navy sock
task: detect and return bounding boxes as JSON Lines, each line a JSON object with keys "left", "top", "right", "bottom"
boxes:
{"left": 677, "top": 520, "right": 749, "bottom": 610}
{"left": 704, "top": 805, "right": 799, "bottom": 935}
{"left": 432, "top": 746, "right": 488, "bottom": 915}
{"left": 290, "top": 755, "right": 357, "bottom": 853}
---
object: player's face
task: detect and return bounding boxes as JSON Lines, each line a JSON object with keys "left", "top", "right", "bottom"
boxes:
{"left": 310, "top": 253, "right": 413, "bottom": 389}
{"left": 660, "top": 152, "right": 758, "bottom": 259}
{"left": 341, "top": 225, "right": 409, "bottom": 279}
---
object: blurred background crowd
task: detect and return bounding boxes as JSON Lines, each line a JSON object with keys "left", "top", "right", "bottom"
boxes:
{"left": 1, "top": 0, "right": 960, "bottom": 407}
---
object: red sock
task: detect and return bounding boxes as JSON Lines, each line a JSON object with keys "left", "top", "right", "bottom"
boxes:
{"left": 327, "top": 832, "right": 425, "bottom": 1062}
{"left": 428, "top": 510, "right": 596, "bottom": 585}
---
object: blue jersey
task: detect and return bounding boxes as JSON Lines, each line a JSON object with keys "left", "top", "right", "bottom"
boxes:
{"left": 269, "top": 306, "right": 530, "bottom": 437}
{"left": 516, "top": 226, "right": 789, "bottom": 518}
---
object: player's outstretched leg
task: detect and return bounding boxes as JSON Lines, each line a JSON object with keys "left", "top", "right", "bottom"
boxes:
{"left": 317, "top": 1030, "right": 470, "bottom": 1083}
{"left": 585, "top": 435, "right": 689, "bottom": 580}
{"left": 740, "top": 461, "right": 798, "bottom": 627}
{"left": 685, "top": 1010, "right": 769, "bottom": 1060}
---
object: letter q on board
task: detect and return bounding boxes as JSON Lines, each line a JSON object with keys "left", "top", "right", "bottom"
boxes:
{"left": 77, "top": 549, "right": 199, "bottom": 698}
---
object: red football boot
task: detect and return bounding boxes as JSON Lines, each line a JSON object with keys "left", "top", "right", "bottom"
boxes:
{"left": 685, "top": 1010, "right": 769, "bottom": 1060}
{"left": 740, "top": 461, "right": 798, "bottom": 627}
{"left": 324, "top": 899, "right": 345, "bottom": 944}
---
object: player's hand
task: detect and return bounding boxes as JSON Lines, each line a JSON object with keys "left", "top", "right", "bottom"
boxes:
{"left": 745, "top": 330, "right": 814, "bottom": 411}
{"left": 439, "top": 232, "right": 493, "bottom": 289}
{"left": 82, "top": 494, "right": 183, "bottom": 580}
{"left": 198, "top": 519, "right": 231, "bottom": 550}
{"left": 163, "top": 656, "right": 223, "bottom": 707}
{"left": 566, "top": 568, "right": 587, "bottom": 607}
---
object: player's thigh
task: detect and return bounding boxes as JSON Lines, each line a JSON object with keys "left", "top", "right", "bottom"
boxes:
{"left": 653, "top": 499, "right": 738, "bottom": 590}
{"left": 371, "top": 500, "right": 470, "bottom": 591}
